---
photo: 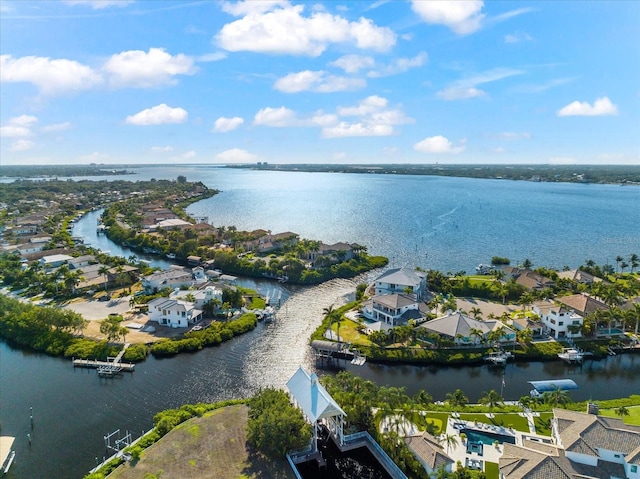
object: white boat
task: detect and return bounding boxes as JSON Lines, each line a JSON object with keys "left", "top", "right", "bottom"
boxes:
{"left": 484, "top": 350, "right": 513, "bottom": 366}
{"left": 475, "top": 264, "right": 494, "bottom": 275}
{"left": 557, "top": 348, "right": 584, "bottom": 363}
{"left": 166, "top": 253, "right": 176, "bottom": 259}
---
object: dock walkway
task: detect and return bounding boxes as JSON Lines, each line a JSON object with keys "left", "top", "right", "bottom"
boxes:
{"left": 72, "top": 343, "right": 135, "bottom": 375}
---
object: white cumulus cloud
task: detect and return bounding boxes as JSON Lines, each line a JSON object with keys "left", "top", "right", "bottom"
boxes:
{"left": 10, "top": 139, "right": 35, "bottom": 151}
{"left": 330, "top": 54, "right": 375, "bottom": 73}
{"left": 323, "top": 95, "right": 411, "bottom": 138}
{"left": 0, "top": 115, "right": 39, "bottom": 137}
{"left": 557, "top": 97, "right": 618, "bottom": 117}
{"left": 414, "top": 135, "right": 465, "bottom": 154}
{"left": 504, "top": 31, "right": 533, "bottom": 43}
{"left": 274, "top": 70, "right": 365, "bottom": 93}
{"left": 104, "top": 48, "right": 196, "bottom": 88}
{"left": 411, "top": 0, "right": 485, "bottom": 35}
{"left": 253, "top": 107, "right": 337, "bottom": 127}
{"left": 42, "top": 122, "right": 72, "bottom": 133}
{"left": 125, "top": 104, "right": 188, "bottom": 126}
{"left": 215, "top": 148, "right": 258, "bottom": 163}
{"left": 151, "top": 146, "right": 174, "bottom": 153}
{"left": 1, "top": 54, "right": 102, "bottom": 95}
{"left": 368, "top": 51, "right": 428, "bottom": 78}
{"left": 216, "top": 3, "right": 396, "bottom": 56}
{"left": 213, "top": 116, "right": 244, "bottom": 132}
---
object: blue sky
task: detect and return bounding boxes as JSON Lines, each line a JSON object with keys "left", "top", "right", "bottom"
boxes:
{"left": 1, "top": 0, "right": 639, "bottom": 165}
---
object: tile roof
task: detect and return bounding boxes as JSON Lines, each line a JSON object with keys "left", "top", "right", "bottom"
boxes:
{"left": 556, "top": 294, "right": 608, "bottom": 316}
{"left": 376, "top": 267, "right": 426, "bottom": 287}
{"left": 405, "top": 432, "right": 453, "bottom": 470}
{"left": 373, "top": 293, "right": 417, "bottom": 309}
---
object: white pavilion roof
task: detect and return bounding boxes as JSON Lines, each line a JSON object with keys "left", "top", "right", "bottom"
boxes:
{"left": 286, "top": 367, "right": 346, "bottom": 422}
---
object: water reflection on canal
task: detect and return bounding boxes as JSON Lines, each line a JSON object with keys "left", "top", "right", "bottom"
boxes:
{"left": 1, "top": 209, "right": 639, "bottom": 479}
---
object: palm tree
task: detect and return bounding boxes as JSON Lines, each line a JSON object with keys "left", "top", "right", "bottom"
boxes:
{"left": 470, "top": 307, "right": 482, "bottom": 320}
{"left": 519, "top": 292, "right": 534, "bottom": 313}
{"left": 615, "top": 255, "right": 623, "bottom": 273}
{"left": 518, "top": 395, "right": 533, "bottom": 411}
{"left": 446, "top": 389, "right": 468, "bottom": 411}
{"left": 522, "top": 258, "right": 533, "bottom": 269}
{"left": 620, "top": 261, "right": 629, "bottom": 274}
{"left": 323, "top": 304, "right": 336, "bottom": 340}
{"left": 542, "top": 386, "right": 571, "bottom": 407}
{"left": 626, "top": 303, "right": 640, "bottom": 336}
{"left": 98, "top": 265, "right": 110, "bottom": 291}
{"left": 630, "top": 254, "right": 639, "bottom": 273}
{"left": 479, "top": 390, "right": 503, "bottom": 415}
{"left": 469, "top": 327, "right": 484, "bottom": 346}
{"left": 439, "top": 433, "right": 459, "bottom": 454}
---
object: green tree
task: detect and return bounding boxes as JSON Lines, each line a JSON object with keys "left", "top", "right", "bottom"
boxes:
{"left": 439, "top": 433, "right": 459, "bottom": 454}
{"left": 479, "top": 389, "right": 503, "bottom": 414}
{"left": 99, "top": 316, "right": 127, "bottom": 343}
{"left": 615, "top": 405, "right": 630, "bottom": 419}
{"left": 98, "top": 265, "right": 110, "bottom": 291}
{"left": 246, "top": 388, "right": 311, "bottom": 458}
{"left": 470, "top": 307, "right": 482, "bottom": 319}
{"left": 446, "top": 389, "right": 468, "bottom": 411}
{"left": 542, "top": 387, "right": 572, "bottom": 407}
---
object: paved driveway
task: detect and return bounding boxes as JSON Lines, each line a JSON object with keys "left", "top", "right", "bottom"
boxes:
{"left": 63, "top": 296, "right": 131, "bottom": 320}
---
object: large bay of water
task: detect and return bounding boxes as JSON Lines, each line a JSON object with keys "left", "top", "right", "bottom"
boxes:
{"left": 1, "top": 166, "right": 639, "bottom": 479}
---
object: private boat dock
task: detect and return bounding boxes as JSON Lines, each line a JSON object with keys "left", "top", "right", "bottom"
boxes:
{"left": 311, "top": 340, "right": 366, "bottom": 366}
{"left": 72, "top": 344, "right": 134, "bottom": 377}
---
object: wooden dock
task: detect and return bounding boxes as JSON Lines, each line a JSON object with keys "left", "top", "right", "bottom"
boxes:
{"left": 73, "top": 343, "right": 134, "bottom": 375}
{"left": 73, "top": 359, "right": 135, "bottom": 371}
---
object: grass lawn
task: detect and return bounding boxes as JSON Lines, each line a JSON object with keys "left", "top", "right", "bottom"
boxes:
{"left": 457, "top": 413, "right": 531, "bottom": 433}
{"left": 108, "top": 405, "right": 294, "bottom": 479}
{"left": 333, "top": 319, "right": 372, "bottom": 346}
{"left": 598, "top": 405, "right": 640, "bottom": 426}
{"left": 423, "top": 412, "right": 450, "bottom": 434}
{"left": 484, "top": 461, "right": 500, "bottom": 479}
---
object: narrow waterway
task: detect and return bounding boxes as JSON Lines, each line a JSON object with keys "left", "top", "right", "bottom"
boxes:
{"left": 1, "top": 198, "right": 639, "bottom": 479}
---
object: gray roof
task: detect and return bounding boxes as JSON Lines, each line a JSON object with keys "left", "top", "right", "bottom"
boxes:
{"left": 376, "top": 267, "right": 426, "bottom": 287}
{"left": 373, "top": 293, "right": 417, "bottom": 309}
{"left": 554, "top": 408, "right": 640, "bottom": 458}
{"left": 405, "top": 432, "right": 453, "bottom": 471}
{"left": 417, "top": 311, "right": 513, "bottom": 339}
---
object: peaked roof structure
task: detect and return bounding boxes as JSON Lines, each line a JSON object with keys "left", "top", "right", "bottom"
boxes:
{"left": 286, "top": 367, "right": 346, "bottom": 423}
{"left": 417, "top": 311, "right": 513, "bottom": 339}
{"left": 376, "top": 267, "right": 426, "bottom": 286}
{"left": 556, "top": 293, "right": 608, "bottom": 316}
{"left": 405, "top": 432, "right": 454, "bottom": 471}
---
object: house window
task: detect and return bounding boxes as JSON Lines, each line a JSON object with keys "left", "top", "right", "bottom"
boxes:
{"left": 163, "top": 309, "right": 167, "bottom": 315}
{"left": 550, "top": 319, "right": 556, "bottom": 325}
{"left": 182, "top": 311, "right": 186, "bottom": 317}
{"left": 572, "top": 320, "right": 580, "bottom": 325}
{"left": 559, "top": 322, "right": 564, "bottom": 326}
{"left": 631, "top": 465, "right": 637, "bottom": 473}
{"left": 178, "top": 320, "right": 181, "bottom": 325}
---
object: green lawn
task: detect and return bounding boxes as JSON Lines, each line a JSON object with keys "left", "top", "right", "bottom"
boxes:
{"left": 333, "top": 319, "right": 372, "bottom": 346}
{"left": 598, "top": 405, "right": 640, "bottom": 426}
{"left": 484, "top": 461, "right": 500, "bottom": 479}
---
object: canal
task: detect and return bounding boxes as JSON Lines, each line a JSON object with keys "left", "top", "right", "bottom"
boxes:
{"left": 1, "top": 207, "right": 639, "bottom": 479}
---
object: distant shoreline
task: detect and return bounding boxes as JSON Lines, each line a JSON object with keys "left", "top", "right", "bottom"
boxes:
{"left": 225, "top": 163, "right": 640, "bottom": 185}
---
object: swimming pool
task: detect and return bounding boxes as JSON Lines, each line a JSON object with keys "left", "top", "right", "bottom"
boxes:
{"left": 462, "top": 428, "right": 516, "bottom": 446}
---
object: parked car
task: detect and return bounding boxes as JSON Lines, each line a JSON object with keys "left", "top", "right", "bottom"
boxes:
{"left": 98, "top": 294, "right": 111, "bottom": 302}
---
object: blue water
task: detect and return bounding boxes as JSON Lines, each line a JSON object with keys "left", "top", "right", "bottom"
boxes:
{"left": 2, "top": 166, "right": 640, "bottom": 479}
{"left": 133, "top": 166, "right": 639, "bottom": 273}
{"left": 462, "top": 428, "right": 516, "bottom": 446}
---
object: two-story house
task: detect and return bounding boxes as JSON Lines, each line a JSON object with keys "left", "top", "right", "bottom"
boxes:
{"left": 374, "top": 267, "right": 427, "bottom": 300}
{"left": 147, "top": 297, "right": 203, "bottom": 328}
{"left": 532, "top": 300, "right": 584, "bottom": 339}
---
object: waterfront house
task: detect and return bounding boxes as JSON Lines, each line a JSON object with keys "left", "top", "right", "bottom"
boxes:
{"left": 150, "top": 218, "right": 192, "bottom": 230}
{"left": 502, "top": 267, "right": 555, "bottom": 291}
{"left": 416, "top": 311, "right": 516, "bottom": 345}
{"left": 374, "top": 267, "right": 427, "bottom": 300}
{"left": 557, "top": 269, "right": 604, "bottom": 285}
{"left": 40, "top": 253, "right": 73, "bottom": 269}
{"left": 552, "top": 408, "right": 640, "bottom": 478}
{"left": 556, "top": 293, "right": 609, "bottom": 318}
{"left": 532, "top": 300, "right": 584, "bottom": 339}
{"left": 147, "top": 297, "right": 203, "bottom": 328}
{"left": 68, "top": 255, "right": 96, "bottom": 270}
{"left": 510, "top": 316, "right": 545, "bottom": 338}
{"left": 141, "top": 268, "right": 193, "bottom": 293}
{"left": 171, "top": 285, "right": 223, "bottom": 310}
{"left": 405, "top": 431, "right": 454, "bottom": 476}
{"left": 361, "top": 293, "right": 427, "bottom": 327}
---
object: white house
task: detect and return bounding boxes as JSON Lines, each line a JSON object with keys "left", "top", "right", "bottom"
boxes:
{"left": 170, "top": 285, "right": 222, "bottom": 309}
{"left": 40, "top": 254, "right": 73, "bottom": 269}
{"left": 147, "top": 297, "right": 203, "bottom": 328}
{"left": 361, "top": 293, "right": 424, "bottom": 326}
{"left": 532, "top": 300, "right": 583, "bottom": 339}
{"left": 374, "top": 267, "right": 427, "bottom": 300}
{"left": 142, "top": 268, "right": 193, "bottom": 293}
